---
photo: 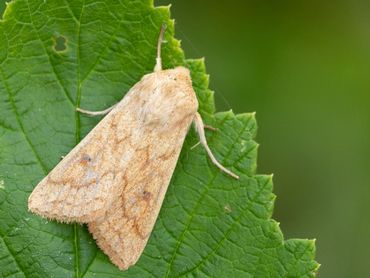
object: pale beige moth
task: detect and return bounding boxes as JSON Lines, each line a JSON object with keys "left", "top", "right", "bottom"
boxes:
{"left": 28, "top": 25, "right": 239, "bottom": 271}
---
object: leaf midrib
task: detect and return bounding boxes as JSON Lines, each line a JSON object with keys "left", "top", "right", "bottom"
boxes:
{"left": 73, "top": 0, "right": 86, "bottom": 277}
{"left": 22, "top": 0, "right": 85, "bottom": 276}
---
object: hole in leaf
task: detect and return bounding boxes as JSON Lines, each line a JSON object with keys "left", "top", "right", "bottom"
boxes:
{"left": 53, "top": 35, "right": 67, "bottom": 52}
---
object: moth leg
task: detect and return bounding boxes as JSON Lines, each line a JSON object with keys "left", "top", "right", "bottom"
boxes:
{"left": 76, "top": 104, "right": 117, "bottom": 116}
{"left": 190, "top": 141, "right": 201, "bottom": 150}
{"left": 191, "top": 125, "right": 217, "bottom": 149}
{"left": 204, "top": 124, "right": 218, "bottom": 131}
{"left": 193, "top": 112, "right": 240, "bottom": 179}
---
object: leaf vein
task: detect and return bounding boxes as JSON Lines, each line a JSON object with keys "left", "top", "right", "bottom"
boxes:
{"left": 0, "top": 66, "right": 48, "bottom": 173}
{"left": 165, "top": 115, "right": 250, "bottom": 277}
{"left": 0, "top": 235, "right": 26, "bottom": 277}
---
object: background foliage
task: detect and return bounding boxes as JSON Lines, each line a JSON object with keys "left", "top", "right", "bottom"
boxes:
{"left": 156, "top": 0, "right": 370, "bottom": 277}
{"left": 2, "top": 0, "right": 369, "bottom": 277}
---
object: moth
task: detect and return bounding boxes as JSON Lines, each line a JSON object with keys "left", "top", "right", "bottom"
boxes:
{"left": 28, "top": 25, "right": 239, "bottom": 270}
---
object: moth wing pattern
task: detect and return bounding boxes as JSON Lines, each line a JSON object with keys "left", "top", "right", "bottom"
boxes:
{"left": 28, "top": 74, "right": 172, "bottom": 223}
{"left": 88, "top": 67, "right": 199, "bottom": 270}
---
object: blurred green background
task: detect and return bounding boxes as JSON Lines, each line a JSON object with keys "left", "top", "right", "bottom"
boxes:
{"left": 2, "top": 1, "right": 369, "bottom": 277}
{"left": 157, "top": 1, "right": 370, "bottom": 277}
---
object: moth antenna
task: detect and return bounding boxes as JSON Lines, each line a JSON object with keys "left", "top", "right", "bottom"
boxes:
{"left": 154, "top": 23, "right": 166, "bottom": 72}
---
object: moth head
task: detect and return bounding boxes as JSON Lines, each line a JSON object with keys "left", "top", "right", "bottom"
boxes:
{"left": 138, "top": 67, "right": 198, "bottom": 129}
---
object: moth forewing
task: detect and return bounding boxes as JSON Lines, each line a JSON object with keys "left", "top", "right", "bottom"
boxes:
{"left": 27, "top": 106, "right": 128, "bottom": 223}
{"left": 27, "top": 69, "right": 189, "bottom": 223}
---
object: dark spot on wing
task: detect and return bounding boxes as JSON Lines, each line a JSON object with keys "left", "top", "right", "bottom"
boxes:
{"left": 142, "top": 190, "right": 151, "bottom": 201}
{"left": 80, "top": 154, "right": 92, "bottom": 165}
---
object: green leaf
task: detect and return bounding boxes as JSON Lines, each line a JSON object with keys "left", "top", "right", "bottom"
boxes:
{"left": 0, "top": 0, "right": 319, "bottom": 277}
